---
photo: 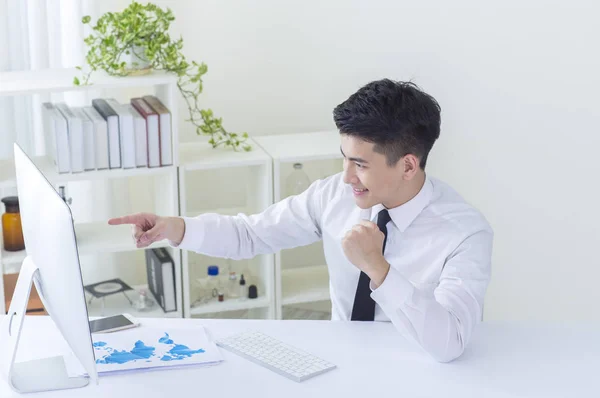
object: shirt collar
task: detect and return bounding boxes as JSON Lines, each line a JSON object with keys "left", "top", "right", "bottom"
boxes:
{"left": 369, "top": 175, "right": 433, "bottom": 232}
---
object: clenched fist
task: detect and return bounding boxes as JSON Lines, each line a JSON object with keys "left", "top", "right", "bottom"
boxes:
{"left": 342, "top": 221, "right": 391, "bottom": 288}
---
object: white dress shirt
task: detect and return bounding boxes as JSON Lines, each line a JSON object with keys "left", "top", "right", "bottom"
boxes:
{"left": 175, "top": 172, "right": 493, "bottom": 362}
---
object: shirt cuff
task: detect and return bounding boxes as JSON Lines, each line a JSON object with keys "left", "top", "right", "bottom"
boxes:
{"left": 370, "top": 267, "right": 415, "bottom": 310}
{"left": 168, "top": 216, "right": 204, "bottom": 251}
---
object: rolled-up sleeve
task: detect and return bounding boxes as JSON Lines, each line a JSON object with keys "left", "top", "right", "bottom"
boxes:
{"left": 371, "top": 229, "right": 493, "bottom": 362}
{"left": 172, "top": 175, "right": 342, "bottom": 259}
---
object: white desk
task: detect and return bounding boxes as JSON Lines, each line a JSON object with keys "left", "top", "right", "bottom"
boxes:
{"left": 1, "top": 316, "right": 599, "bottom": 397}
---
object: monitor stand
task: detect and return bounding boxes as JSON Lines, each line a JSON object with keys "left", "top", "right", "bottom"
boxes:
{"left": 0, "top": 256, "right": 89, "bottom": 393}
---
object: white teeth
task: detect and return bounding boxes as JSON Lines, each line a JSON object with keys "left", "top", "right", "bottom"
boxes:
{"left": 354, "top": 188, "right": 367, "bottom": 192}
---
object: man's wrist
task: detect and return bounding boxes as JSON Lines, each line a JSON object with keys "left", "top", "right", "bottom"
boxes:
{"left": 368, "top": 257, "right": 391, "bottom": 288}
{"left": 169, "top": 217, "right": 186, "bottom": 246}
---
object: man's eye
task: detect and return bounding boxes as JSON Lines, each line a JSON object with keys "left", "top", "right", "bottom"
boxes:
{"left": 355, "top": 163, "right": 364, "bottom": 169}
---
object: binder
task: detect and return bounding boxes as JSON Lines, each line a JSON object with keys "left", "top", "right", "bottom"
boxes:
{"left": 83, "top": 106, "right": 110, "bottom": 170}
{"left": 145, "top": 248, "right": 177, "bottom": 313}
{"left": 127, "top": 104, "right": 148, "bottom": 168}
{"left": 131, "top": 98, "right": 161, "bottom": 168}
{"left": 92, "top": 98, "right": 121, "bottom": 169}
{"left": 41, "top": 102, "right": 56, "bottom": 168}
{"left": 106, "top": 99, "right": 136, "bottom": 169}
{"left": 42, "top": 103, "right": 70, "bottom": 174}
{"left": 72, "top": 107, "right": 96, "bottom": 171}
{"left": 55, "top": 103, "right": 84, "bottom": 173}
{"left": 142, "top": 95, "right": 172, "bottom": 166}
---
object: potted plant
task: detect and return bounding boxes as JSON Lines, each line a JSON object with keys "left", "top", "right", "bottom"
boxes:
{"left": 74, "top": 2, "right": 250, "bottom": 151}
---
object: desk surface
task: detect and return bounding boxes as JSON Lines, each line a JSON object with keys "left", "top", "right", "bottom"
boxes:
{"left": 1, "top": 316, "right": 599, "bottom": 398}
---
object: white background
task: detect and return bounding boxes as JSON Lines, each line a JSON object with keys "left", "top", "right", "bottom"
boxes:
{"left": 83, "top": 0, "right": 600, "bottom": 321}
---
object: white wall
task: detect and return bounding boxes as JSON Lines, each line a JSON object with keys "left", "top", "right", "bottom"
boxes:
{"left": 97, "top": 0, "right": 600, "bottom": 321}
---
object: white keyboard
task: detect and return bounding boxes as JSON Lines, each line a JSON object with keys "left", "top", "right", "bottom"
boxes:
{"left": 215, "top": 330, "right": 336, "bottom": 382}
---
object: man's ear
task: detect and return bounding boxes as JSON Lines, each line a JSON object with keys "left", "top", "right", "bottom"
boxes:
{"left": 402, "top": 155, "right": 420, "bottom": 179}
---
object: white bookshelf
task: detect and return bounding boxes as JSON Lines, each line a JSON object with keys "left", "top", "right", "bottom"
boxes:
{"left": 0, "top": 67, "right": 346, "bottom": 322}
{"left": 253, "top": 131, "right": 343, "bottom": 319}
{"left": 178, "top": 139, "right": 275, "bottom": 319}
{"left": 0, "top": 157, "right": 176, "bottom": 190}
{"left": 0, "top": 68, "right": 182, "bottom": 318}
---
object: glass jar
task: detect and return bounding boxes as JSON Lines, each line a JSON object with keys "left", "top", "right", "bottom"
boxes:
{"left": 2, "top": 196, "right": 25, "bottom": 252}
{"left": 227, "top": 271, "right": 239, "bottom": 299}
{"left": 285, "top": 163, "right": 311, "bottom": 196}
{"left": 206, "top": 265, "right": 221, "bottom": 301}
{"left": 193, "top": 265, "right": 221, "bottom": 306}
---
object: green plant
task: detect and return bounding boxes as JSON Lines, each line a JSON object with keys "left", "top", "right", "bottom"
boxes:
{"left": 74, "top": 2, "right": 250, "bottom": 151}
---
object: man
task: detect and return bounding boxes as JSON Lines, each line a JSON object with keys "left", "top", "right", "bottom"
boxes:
{"left": 109, "top": 79, "right": 493, "bottom": 363}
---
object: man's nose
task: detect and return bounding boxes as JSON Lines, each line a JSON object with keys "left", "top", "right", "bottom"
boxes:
{"left": 342, "top": 161, "right": 357, "bottom": 185}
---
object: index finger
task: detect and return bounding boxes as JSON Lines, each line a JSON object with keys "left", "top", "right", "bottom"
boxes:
{"left": 108, "top": 214, "right": 145, "bottom": 226}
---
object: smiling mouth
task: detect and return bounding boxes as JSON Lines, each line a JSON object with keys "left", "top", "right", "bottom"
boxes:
{"left": 353, "top": 188, "right": 369, "bottom": 195}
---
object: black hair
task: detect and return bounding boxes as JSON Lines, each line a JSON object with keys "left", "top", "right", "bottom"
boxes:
{"left": 333, "top": 79, "right": 441, "bottom": 169}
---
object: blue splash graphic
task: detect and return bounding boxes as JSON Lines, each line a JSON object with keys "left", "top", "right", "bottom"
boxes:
{"left": 160, "top": 344, "right": 205, "bottom": 361}
{"left": 94, "top": 333, "right": 205, "bottom": 365}
{"left": 96, "top": 341, "right": 155, "bottom": 364}
{"left": 159, "top": 333, "right": 173, "bottom": 344}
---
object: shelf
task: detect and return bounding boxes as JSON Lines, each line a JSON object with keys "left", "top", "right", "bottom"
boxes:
{"left": 86, "top": 284, "right": 180, "bottom": 319}
{"left": 1, "top": 248, "right": 26, "bottom": 273}
{"left": 74, "top": 222, "right": 170, "bottom": 255}
{"left": 0, "top": 68, "right": 177, "bottom": 97}
{"left": 281, "top": 265, "right": 330, "bottom": 306}
{"left": 179, "top": 139, "right": 270, "bottom": 171}
{"left": 2, "top": 222, "right": 171, "bottom": 272}
{"left": 0, "top": 156, "right": 176, "bottom": 189}
{"left": 253, "top": 131, "right": 342, "bottom": 162}
{"left": 189, "top": 295, "right": 270, "bottom": 316}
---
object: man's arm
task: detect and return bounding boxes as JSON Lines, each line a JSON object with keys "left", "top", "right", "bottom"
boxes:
{"left": 173, "top": 175, "right": 339, "bottom": 259}
{"left": 371, "top": 229, "right": 493, "bottom": 362}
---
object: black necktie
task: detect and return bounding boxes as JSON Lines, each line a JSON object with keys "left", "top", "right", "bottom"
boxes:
{"left": 350, "top": 209, "right": 391, "bottom": 321}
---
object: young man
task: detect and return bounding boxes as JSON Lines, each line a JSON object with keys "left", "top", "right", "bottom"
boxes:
{"left": 109, "top": 79, "right": 493, "bottom": 362}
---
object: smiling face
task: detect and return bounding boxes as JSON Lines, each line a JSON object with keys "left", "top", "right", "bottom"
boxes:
{"left": 341, "top": 134, "right": 421, "bottom": 209}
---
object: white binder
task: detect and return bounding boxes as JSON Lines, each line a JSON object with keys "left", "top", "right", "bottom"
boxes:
{"left": 91, "top": 99, "right": 121, "bottom": 169}
{"left": 41, "top": 103, "right": 70, "bottom": 174}
{"left": 55, "top": 103, "right": 84, "bottom": 173}
{"left": 106, "top": 99, "right": 136, "bottom": 169}
{"left": 127, "top": 104, "right": 148, "bottom": 168}
{"left": 72, "top": 107, "right": 95, "bottom": 171}
{"left": 83, "top": 106, "right": 110, "bottom": 170}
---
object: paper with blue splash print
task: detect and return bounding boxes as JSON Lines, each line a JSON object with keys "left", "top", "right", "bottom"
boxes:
{"left": 65, "top": 327, "right": 223, "bottom": 377}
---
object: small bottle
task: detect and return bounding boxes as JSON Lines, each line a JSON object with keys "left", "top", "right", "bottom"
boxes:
{"left": 239, "top": 274, "right": 248, "bottom": 301}
{"left": 58, "top": 186, "right": 72, "bottom": 205}
{"left": 227, "top": 271, "right": 239, "bottom": 299}
{"left": 1, "top": 196, "right": 25, "bottom": 252}
{"left": 285, "top": 163, "right": 311, "bottom": 197}
{"left": 132, "top": 289, "right": 154, "bottom": 312}
{"left": 248, "top": 285, "right": 258, "bottom": 299}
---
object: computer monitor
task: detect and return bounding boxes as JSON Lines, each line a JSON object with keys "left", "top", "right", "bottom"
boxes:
{"left": 0, "top": 143, "right": 98, "bottom": 393}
